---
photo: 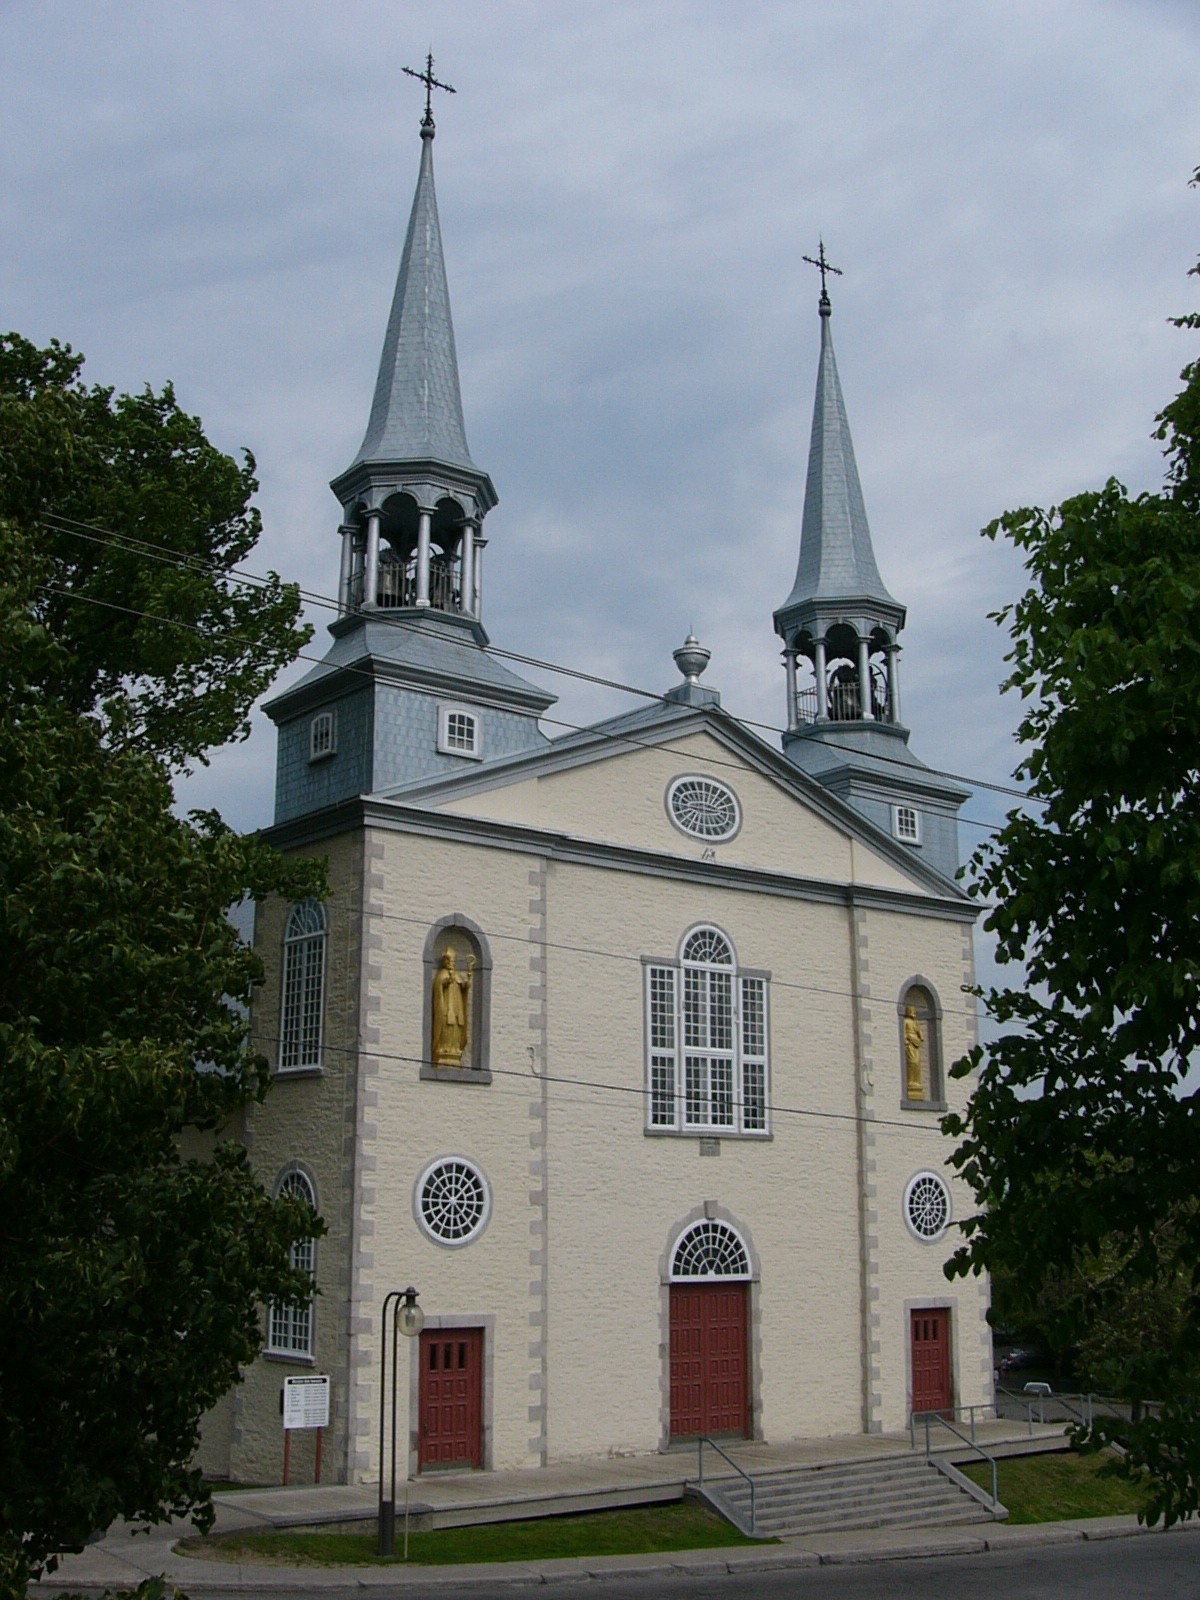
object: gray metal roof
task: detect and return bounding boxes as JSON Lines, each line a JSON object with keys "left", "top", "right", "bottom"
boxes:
{"left": 347, "top": 126, "right": 476, "bottom": 475}
{"left": 264, "top": 611, "right": 556, "bottom": 721}
{"left": 777, "top": 303, "right": 899, "bottom": 616}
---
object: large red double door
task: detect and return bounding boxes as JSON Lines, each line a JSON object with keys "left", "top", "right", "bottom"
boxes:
{"left": 418, "top": 1328, "right": 484, "bottom": 1470}
{"left": 669, "top": 1283, "right": 750, "bottom": 1438}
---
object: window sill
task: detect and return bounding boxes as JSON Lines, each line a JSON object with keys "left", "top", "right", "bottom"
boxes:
{"left": 420, "top": 1064, "right": 493, "bottom": 1085}
{"left": 900, "top": 1097, "right": 947, "bottom": 1113}
{"left": 263, "top": 1349, "right": 316, "bottom": 1365}
{"left": 644, "top": 1127, "right": 772, "bottom": 1141}
{"left": 274, "top": 1066, "right": 324, "bottom": 1081}
{"left": 308, "top": 750, "right": 336, "bottom": 765}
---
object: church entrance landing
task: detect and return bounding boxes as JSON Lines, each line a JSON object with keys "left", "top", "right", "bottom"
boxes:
{"left": 910, "top": 1308, "right": 952, "bottom": 1418}
{"left": 418, "top": 1328, "right": 484, "bottom": 1470}
{"left": 669, "top": 1283, "right": 750, "bottom": 1438}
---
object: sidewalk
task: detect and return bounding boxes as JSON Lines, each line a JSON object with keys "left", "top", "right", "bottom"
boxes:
{"left": 34, "top": 1422, "right": 1193, "bottom": 1595}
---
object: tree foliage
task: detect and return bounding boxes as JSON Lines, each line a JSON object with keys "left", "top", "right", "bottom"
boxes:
{"left": 946, "top": 221, "right": 1200, "bottom": 1526}
{"left": 0, "top": 336, "right": 324, "bottom": 1587}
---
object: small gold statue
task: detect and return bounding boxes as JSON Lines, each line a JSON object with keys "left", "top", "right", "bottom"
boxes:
{"left": 903, "top": 1004, "right": 926, "bottom": 1099}
{"left": 431, "top": 948, "right": 475, "bottom": 1067}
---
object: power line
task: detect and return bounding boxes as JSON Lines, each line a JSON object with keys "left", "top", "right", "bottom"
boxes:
{"left": 344, "top": 898, "right": 987, "bottom": 1023}
{"left": 251, "top": 1031, "right": 962, "bottom": 1141}
{"left": 40, "top": 511, "right": 1040, "bottom": 809}
{"left": 36, "top": 578, "right": 1010, "bottom": 844}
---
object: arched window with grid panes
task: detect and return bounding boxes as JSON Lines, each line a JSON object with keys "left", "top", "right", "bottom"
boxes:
{"left": 279, "top": 899, "right": 326, "bottom": 1072}
{"left": 267, "top": 1168, "right": 317, "bottom": 1356}
{"left": 645, "top": 925, "right": 769, "bottom": 1136}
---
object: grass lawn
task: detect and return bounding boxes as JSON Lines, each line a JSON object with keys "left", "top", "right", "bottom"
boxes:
{"left": 178, "top": 1499, "right": 770, "bottom": 1567}
{"left": 960, "top": 1450, "right": 1147, "bottom": 1524}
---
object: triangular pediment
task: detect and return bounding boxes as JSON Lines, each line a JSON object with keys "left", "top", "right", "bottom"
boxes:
{"left": 380, "top": 707, "right": 963, "bottom": 901}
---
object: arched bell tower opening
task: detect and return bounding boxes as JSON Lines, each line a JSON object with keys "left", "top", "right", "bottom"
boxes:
{"left": 785, "top": 621, "right": 901, "bottom": 730}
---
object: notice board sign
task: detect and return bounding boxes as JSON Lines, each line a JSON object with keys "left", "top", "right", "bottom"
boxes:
{"left": 283, "top": 1374, "right": 330, "bottom": 1431}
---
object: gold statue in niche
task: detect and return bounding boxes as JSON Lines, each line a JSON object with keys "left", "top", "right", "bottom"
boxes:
{"left": 432, "top": 948, "right": 475, "bottom": 1067}
{"left": 904, "top": 1004, "right": 926, "bottom": 1099}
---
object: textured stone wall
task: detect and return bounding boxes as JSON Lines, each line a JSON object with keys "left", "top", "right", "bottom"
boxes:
{"left": 216, "top": 751, "right": 988, "bottom": 1482}
{"left": 224, "top": 829, "right": 365, "bottom": 1486}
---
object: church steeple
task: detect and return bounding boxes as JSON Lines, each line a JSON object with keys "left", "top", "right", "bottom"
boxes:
{"left": 264, "top": 67, "right": 554, "bottom": 826}
{"left": 774, "top": 271, "right": 905, "bottom": 737}
{"left": 773, "top": 264, "right": 967, "bottom": 884}
{"left": 330, "top": 66, "right": 497, "bottom": 631}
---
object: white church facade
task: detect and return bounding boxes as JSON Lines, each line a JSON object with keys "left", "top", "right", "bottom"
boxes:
{"left": 198, "top": 94, "right": 992, "bottom": 1488}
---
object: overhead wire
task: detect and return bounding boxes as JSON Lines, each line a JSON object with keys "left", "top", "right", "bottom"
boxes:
{"left": 39, "top": 511, "right": 1040, "bottom": 817}
{"left": 250, "top": 1030, "right": 966, "bottom": 1140}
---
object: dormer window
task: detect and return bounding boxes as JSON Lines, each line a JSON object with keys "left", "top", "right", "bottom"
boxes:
{"left": 437, "top": 703, "right": 482, "bottom": 760}
{"left": 309, "top": 711, "right": 336, "bottom": 762}
{"left": 893, "top": 804, "right": 920, "bottom": 845}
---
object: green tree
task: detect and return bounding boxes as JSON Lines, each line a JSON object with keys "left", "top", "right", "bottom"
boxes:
{"left": 0, "top": 335, "right": 325, "bottom": 1588}
{"left": 946, "top": 223, "right": 1200, "bottom": 1526}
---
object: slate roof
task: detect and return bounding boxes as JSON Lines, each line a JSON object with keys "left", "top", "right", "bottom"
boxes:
{"left": 345, "top": 125, "right": 477, "bottom": 476}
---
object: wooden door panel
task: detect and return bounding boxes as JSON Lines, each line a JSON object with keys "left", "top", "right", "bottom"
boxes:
{"left": 910, "top": 1308, "right": 952, "bottom": 1417}
{"left": 669, "top": 1283, "right": 749, "bottom": 1438}
{"left": 419, "top": 1328, "right": 483, "bottom": 1469}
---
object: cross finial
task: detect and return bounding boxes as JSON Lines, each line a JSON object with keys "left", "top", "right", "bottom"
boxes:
{"left": 802, "top": 239, "right": 843, "bottom": 315}
{"left": 402, "top": 51, "right": 456, "bottom": 133}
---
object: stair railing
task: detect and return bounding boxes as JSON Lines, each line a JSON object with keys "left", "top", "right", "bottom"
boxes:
{"left": 913, "top": 1410, "right": 1000, "bottom": 1512}
{"left": 697, "top": 1436, "right": 757, "bottom": 1534}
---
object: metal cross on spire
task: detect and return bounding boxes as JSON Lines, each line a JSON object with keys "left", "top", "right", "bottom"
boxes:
{"left": 802, "top": 239, "right": 843, "bottom": 310}
{"left": 402, "top": 51, "right": 456, "bottom": 129}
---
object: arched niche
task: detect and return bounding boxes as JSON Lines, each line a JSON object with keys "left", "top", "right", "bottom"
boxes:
{"left": 421, "top": 913, "right": 493, "bottom": 1083}
{"left": 898, "top": 977, "right": 944, "bottom": 1108}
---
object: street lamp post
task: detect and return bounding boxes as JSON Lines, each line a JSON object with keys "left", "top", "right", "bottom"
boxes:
{"left": 378, "top": 1285, "right": 424, "bottom": 1556}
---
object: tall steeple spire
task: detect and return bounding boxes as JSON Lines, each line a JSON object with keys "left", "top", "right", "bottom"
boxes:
{"left": 265, "top": 72, "right": 554, "bottom": 825}
{"left": 773, "top": 265, "right": 967, "bottom": 885}
{"left": 330, "top": 58, "right": 496, "bottom": 627}
{"left": 774, "top": 268, "right": 904, "bottom": 735}
{"left": 348, "top": 87, "right": 476, "bottom": 475}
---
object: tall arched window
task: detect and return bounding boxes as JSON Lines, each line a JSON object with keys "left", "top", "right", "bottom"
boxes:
{"left": 645, "top": 925, "right": 769, "bottom": 1135}
{"left": 268, "top": 1168, "right": 317, "bottom": 1356}
{"left": 279, "top": 899, "right": 326, "bottom": 1072}
{"left": 899, "top": 981, "right": 942, "bottom": 1106}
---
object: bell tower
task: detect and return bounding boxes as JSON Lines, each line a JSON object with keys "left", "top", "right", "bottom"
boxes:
{"left": 774, "top": 251, "right": 966, "bottom": 881}
{"left": 329, "top": 57, "right": 495, "bottom": 631}
{"left": 265, "top": 60, "right": 554, "bottom": 825}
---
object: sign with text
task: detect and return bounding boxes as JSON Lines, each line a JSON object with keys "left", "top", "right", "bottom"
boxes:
{"left": 283, "top": 1374, "right": 330, "bottom": 1431}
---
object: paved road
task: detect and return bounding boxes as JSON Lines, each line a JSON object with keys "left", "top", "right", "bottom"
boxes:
{"left": 146, "top": 1536, "right": 1199, "bottom": 1600}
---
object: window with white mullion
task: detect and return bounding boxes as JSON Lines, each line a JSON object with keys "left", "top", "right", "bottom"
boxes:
{"left": 647, "top": 966, "right": 678, "bottom": 1127}
{"left": 646, "top": 929, "right": 770, "bottom": 1137}
{"left": 740, "top": 976, "right": 768, "bottom": 1132}
{"left": 279, "top": 900, "right": 326, "bottom": 1072}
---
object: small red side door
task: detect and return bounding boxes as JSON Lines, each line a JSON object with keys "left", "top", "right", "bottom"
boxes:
{"left": 910, "top": 1308, "right": 952, "bottom": 1417}
{"left": 418, "top": 1328, "right": 483, "bottom": 1470}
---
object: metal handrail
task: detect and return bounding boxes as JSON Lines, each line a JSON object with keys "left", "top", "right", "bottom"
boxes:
{"left": 908, "top": 1400, "right": 998, "bottom": 1447}
{"left": 914, "top": 1410, "right": 1000, "bottom": 1511}
{"left": 697, "top": 1436, "right": 756, "bottom": 1534}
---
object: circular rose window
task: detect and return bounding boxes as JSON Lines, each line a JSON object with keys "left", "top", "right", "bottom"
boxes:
{"left": 415, "top": 1157, "right": 490, "bottom": 1246}
{"left": 667, "top": 775, "right": 741, "bottom": 841}
{"left": 904, "top": 1171, "right": 951, "bottom": 1242}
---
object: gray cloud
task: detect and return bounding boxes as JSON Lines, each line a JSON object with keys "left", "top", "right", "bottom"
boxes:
{"left": 4, "top": 0, "right": 1198, "bottom": 902}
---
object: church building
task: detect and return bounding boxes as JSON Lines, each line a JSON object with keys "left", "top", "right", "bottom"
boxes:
{"left": 198, "top": 88, "right": 992, "bottom": 1487}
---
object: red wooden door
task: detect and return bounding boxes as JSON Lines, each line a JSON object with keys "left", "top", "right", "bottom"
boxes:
{"left": 910, "top": 1308, "right": 952, "bottom": 1417}
{"left": 418, "top": 1328, "right": 483, "bottom": 1470}
{"left": 669, "top": 1283, "right": 750, "bottom": 1438}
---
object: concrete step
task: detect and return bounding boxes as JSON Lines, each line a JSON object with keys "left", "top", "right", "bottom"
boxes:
{"left": 698, "top": 1456, "right": 999, "bottom": 1538}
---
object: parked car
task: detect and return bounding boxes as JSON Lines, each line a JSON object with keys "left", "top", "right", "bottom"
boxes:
{"left": 997, "top": 1347, "right": 1041, "bottom": 1376}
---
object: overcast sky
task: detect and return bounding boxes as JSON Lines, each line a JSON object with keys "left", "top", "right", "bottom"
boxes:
{"left": 5, "top": 0, "right": 1199, "bottom": 894}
